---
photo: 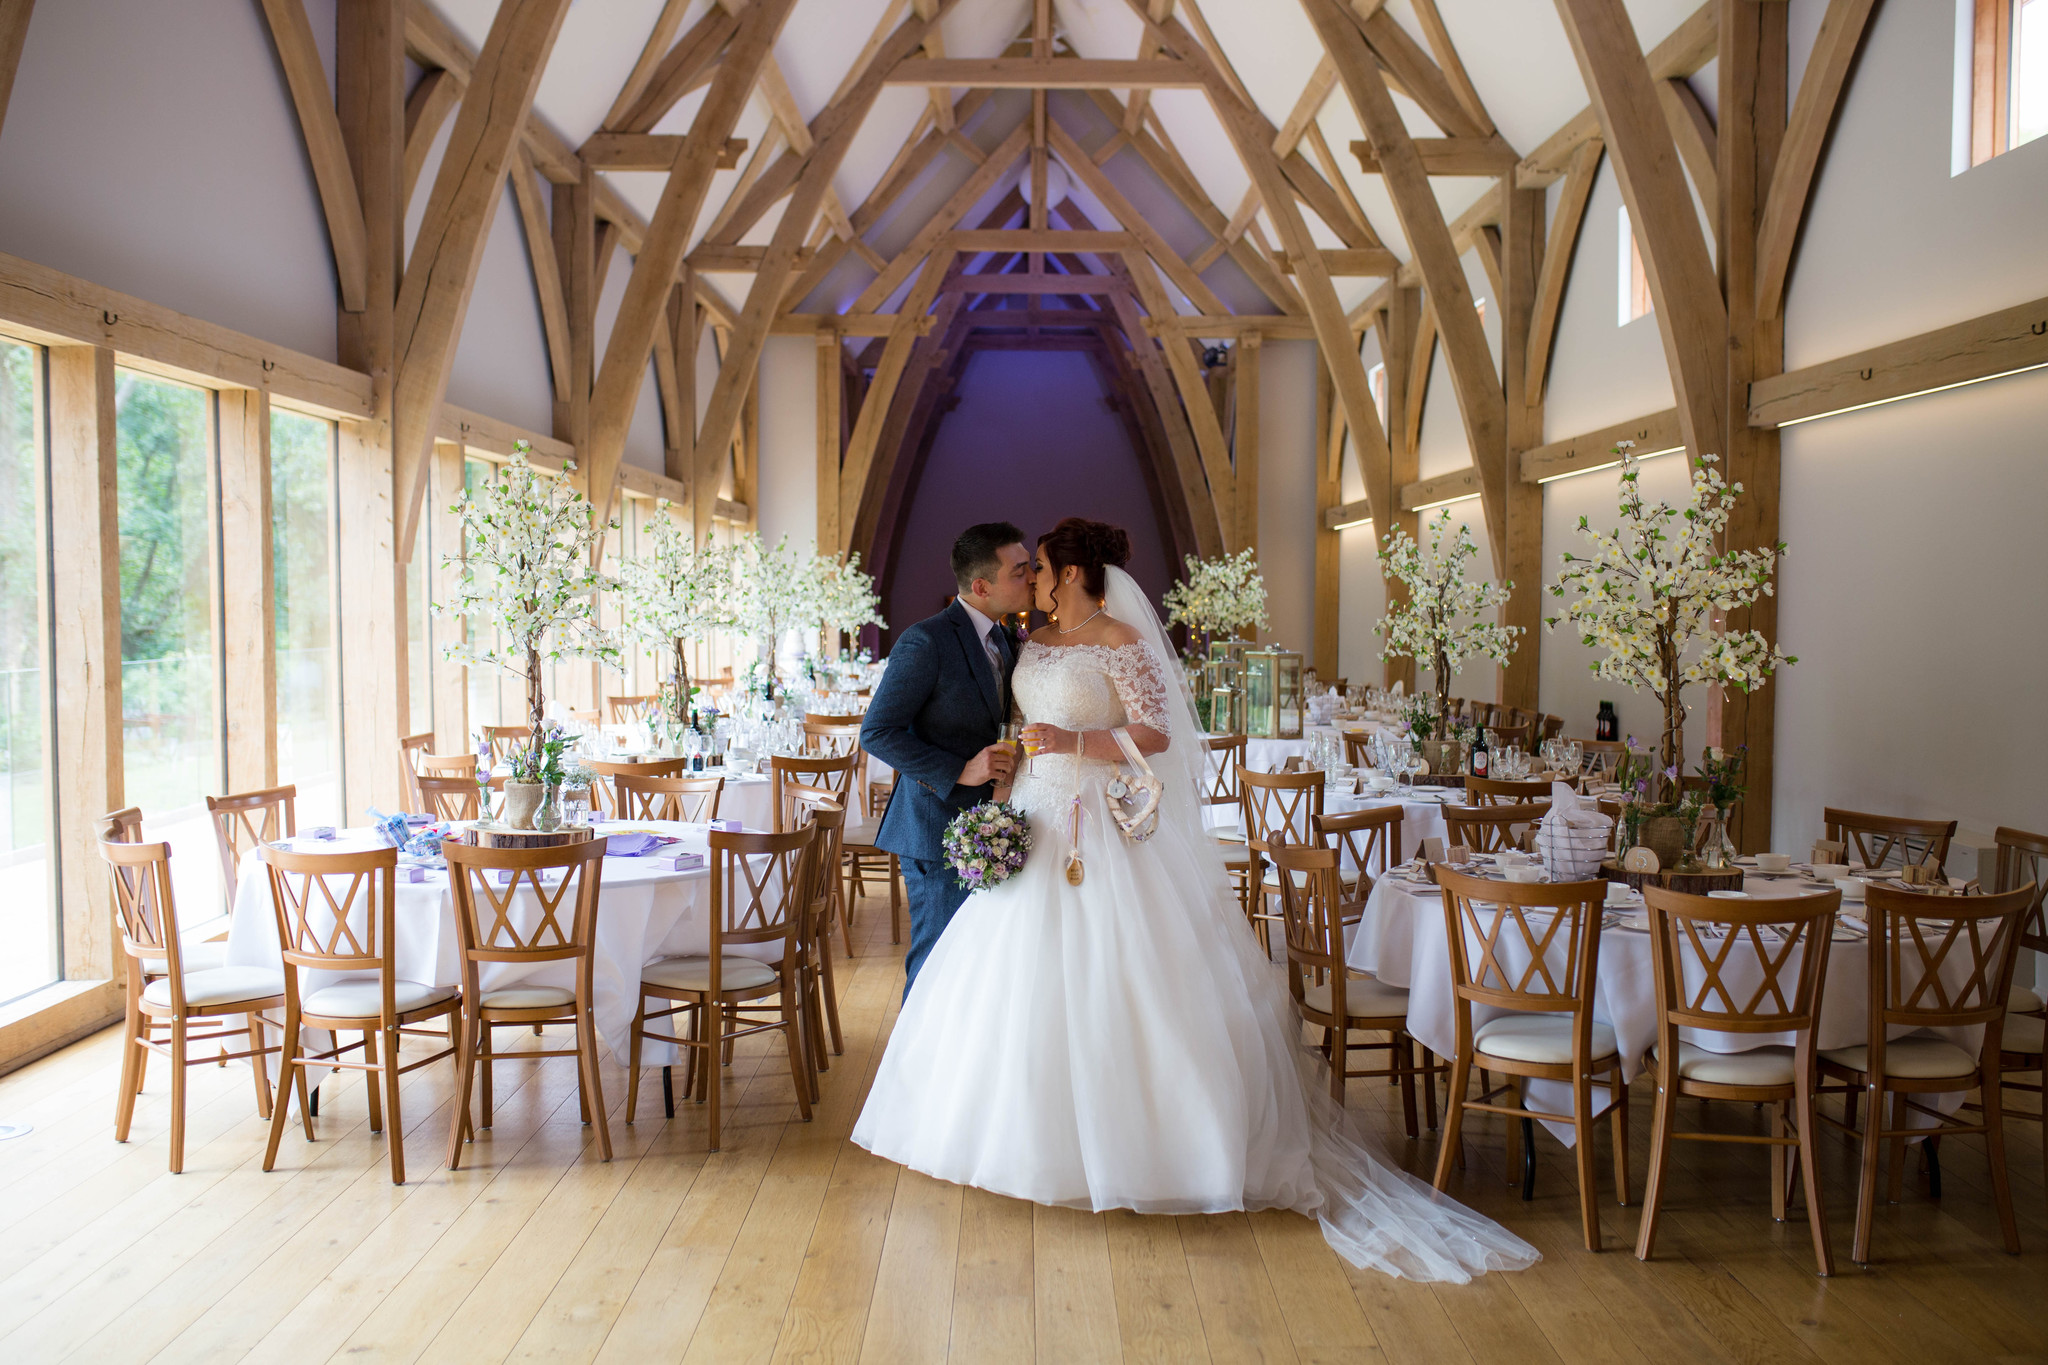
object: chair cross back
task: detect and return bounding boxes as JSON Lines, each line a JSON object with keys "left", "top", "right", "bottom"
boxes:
{"left": 415, "top": 773, "right": 485, "bottom": 822}
{"left": 1237, "top": 766, "right": 1324, "bottom": 853}
{"left": 1643, "top": 886, "right": 1839, "bottom": 1032}
{"left": 444, "top": 838, "right": 604, "bottom": 965}
{"left": 1869, "top": 882, "right": 2031, "bottom": 1025}
{"left": 1269, "top": 840, "right": 1344, "bottom": 975}
{"left": 770, "top": 752, "right": 858, "bottom": 831}
{"left": 102, "top": 837, "right": 178, "bottom": 971}
{"left": 1823, "top": 807, "right": 1957, "bottom": 876}
{"left": 1466, "top": 776, "right": 1553, "bottom": 806}
{"left": 613, "top": 772, "right": 725, "bottom": 822}
{"left": 260, "top": 845, "right": 395, "bottom": 976}
{"left": 1313, "top": 807, "right": 1402, "bottom": 891}
{"left": 1437, "top": 868, "right": 1606, "bottom": 1010}
{"left": 608, "top": 694, "right": 656, "bottom": 723}
{"left": 1993, "top": 826, "right": 2048, "bottom": 955}
{"left": 481, "top": 725, "right": 529, "bottom": 764}
{"left": 710, "top": 826, "right": 818, "bottom": 947}
{"left": 1202, "top": 735, "right": 1247, "bottom": 806}
{"left": 1442, "top": 802, "right": 1549, "bottom": 854}
{"left": 207, "top": 785, "right": 298, "bottom": 905}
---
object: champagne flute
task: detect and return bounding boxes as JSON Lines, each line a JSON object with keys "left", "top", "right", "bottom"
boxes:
{"left": 1001, "top": 720, "right": 1031, "bottom": 783}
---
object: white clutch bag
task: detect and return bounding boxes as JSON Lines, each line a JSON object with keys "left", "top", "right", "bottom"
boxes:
{"left": 1102, "top": 727, "right": 1164, "bottom": 843}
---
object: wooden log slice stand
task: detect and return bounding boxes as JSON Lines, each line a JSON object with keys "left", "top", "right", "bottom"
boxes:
{"left": 455, "top": 824, "right": 597, "bottom": 850}
{"left": 1599, "top": 859, "right": 1744, "bottom": 895}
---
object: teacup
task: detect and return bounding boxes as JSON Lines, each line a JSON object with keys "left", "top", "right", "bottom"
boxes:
{"left": 1707, "top": 889, "right": 1751, "bottom": 899}
{"left": 1810, "top": 863, "right": 1849, "bottom": 881}
{"left": 1604, "top": 881, "right": 1632, "bottom": 905}
{"left": 1838, "top": 875, "right": 1870, "bottom": 901}
{"left": 1502, "top": 863, "right": 1546, "bottom": 883}
{"left": 1754, "top": 852, "right": 1792, "bottom": 873}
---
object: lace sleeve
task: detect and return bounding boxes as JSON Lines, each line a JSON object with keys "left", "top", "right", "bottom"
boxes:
{"left": 1106, "top": 643, "right": 1173, "bottom": 734}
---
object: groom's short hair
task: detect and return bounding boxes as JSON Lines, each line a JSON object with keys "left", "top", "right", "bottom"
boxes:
{"left": 952, "top": 521, "right": 1024, "bottom": 594}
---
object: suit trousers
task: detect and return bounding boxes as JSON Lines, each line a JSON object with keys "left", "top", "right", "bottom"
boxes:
{"left": 901, "top": 855, "right": 970, "bottom": 1002}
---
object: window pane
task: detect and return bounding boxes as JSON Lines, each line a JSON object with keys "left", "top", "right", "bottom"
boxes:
{"left": 272, "top": 409, "right": 339, "bottom": 827}
{"left": 2017, "top": 0, "right": 2048, "bottom": 148}
{"left": 0, "top": 339, "right": 54, "bottom": 1002}
{"left": 117, "top": 371, "right": 222, "bottom": 923}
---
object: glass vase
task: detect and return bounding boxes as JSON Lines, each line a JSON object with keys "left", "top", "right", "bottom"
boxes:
{"left": 536, "top": 783, "right": 562, "bottom": 833}
{"left": 1698, "top": 806, "right": 1737, "bottom": 870}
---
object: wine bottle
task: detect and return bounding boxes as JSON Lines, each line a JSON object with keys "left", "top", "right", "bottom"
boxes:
{"left": 1470, "top": 725, "right": 1490, "bottom": 777}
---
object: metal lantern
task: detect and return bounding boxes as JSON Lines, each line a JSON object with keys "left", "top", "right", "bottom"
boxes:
{"left": 1209, "top": 684, "right": 1242, "bottom": 735}
{"left": 1204, "top": 638, "right": 1249, "bottom": 697}
{"left": 1242, "top": 646, "right": 1305, "bottom": 739}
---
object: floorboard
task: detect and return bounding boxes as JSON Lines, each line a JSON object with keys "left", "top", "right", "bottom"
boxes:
{"left": 2, "top": 886, "right": 2044, "bottom": 1364}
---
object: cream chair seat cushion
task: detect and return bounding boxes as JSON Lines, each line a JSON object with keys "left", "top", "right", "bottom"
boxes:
{"left": 302, "top": 978, "right": 458, "bottom": 1018}
{"left": 1821, "top": 1035, "right": 1977, "bottom": 1079}
{"left": 478, "top": 984, "right": 576, "bottom": 1011}
{"left": 1652, "top": 1041, "right": 1797, "bottom": 1088}
{"left": 1999, "top": 1012, "right": 2044, "bottom": 1055}
{"left": 643, "top": 955, "right": 778, "bottom": 993}
{"left": 141, "top": 966, "right": 284, "bottom": 1009}
{"left": 1475, "top": 1013, "right": 1618, "bottom": 1065}
{"left": 141, "top": 936, "right": 230, "bottom": 976}
{"left": 1300, "top": 973, "right": 1409, "bottom": 1019}
{"left": 2008, "top": 984, "right": 2044, "bottom": 1014}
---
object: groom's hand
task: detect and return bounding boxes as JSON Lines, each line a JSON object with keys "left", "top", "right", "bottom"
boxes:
{"left": 960, "top": 743, "right": 1016, "bottom": 789}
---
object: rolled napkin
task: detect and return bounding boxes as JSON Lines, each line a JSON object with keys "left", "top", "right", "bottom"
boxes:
{"left": 605, "top": 831, "right": 660, "bottom": 857}
{"left": 1544, "top": 780, "right": 1609, "bottom": 827}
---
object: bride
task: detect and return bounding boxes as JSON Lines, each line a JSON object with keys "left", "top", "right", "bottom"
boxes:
{"left": 850, "top": 518, "right": 1537, "bottom": 1281}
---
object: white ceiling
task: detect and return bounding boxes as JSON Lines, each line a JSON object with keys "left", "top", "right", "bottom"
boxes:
{"left": 425, "top": 0, "right": 1711, "bottom": 307}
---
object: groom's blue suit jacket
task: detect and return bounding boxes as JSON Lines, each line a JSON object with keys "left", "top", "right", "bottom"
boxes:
{"left": 862, "top": 600, "right": 1017, "bottom": 863}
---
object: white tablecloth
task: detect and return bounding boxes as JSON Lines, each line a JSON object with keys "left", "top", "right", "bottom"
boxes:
{"left": 1345, "top": 869, "right": 1984, "bottom": 1141}
{"left": 1203, "top": 782, "right": 1453, "bottom": 860}
{"left": 226, "top": 819, "right": 786, "bottom": 1066}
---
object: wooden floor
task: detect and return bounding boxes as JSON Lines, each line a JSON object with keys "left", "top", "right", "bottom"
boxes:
{"left": 4, "top": 890, "right": 2048, "bottom": 1365}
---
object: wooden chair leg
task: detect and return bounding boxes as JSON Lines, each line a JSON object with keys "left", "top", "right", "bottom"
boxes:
{"left": 168, "top": 1016, "right": 189, "bottom": 1175}
{"left": 1981, "top": 1071, "right": 2021, "bottom": 1255}
{"left": 1396, "top": 1034, "right": 1419, "bottom": 1140}
{"left": 248, "top": 1013, "right": 273, "bottom": 1120}
{"left": 818, "top": 934, "right": 844, "bottom": 1056}
{"left": 1432, "top": 1052, "right": 1470, "bottom": 1191}
{"left": 1885, "top": 1089, "right": 1910, "bottom": 1204}
{"left": 447, "top": 1010, "right": 477, "bottom": 1170}
{"left": 1573, "top": 1075, "right": 1601, "bottom": 1251}
{"left": 1422, "top": 1045, "right": 1438, "bottom": 1131}
{"left": 263, "top": 1015, "right": 300, "bottom": 1173}
{"left": 478, "top": 1022, "right": 493, "bottom": 1129}
{"left": 782, "top": 980, "right": 813, "bottom": 1125}
{"left": 579, "top": 1007, "right": 612, "bottom": 1163}
{"left": 114, "top": 998, "right": 144, "bottom": 1142}
{"left": 1635, "top": 1069, "right": 1678, "bottom": 1261}
{"left": 625, "top": 996, "right": 645, "bottom": 1125}
{"left": 889, "top": 855, "right": 902, "bottom": 943}
{"left": 362, "top": 1029, "right": 383, "bottom": 1133}
{"left": 382, "top": 1027, "right": 406, "bottom": 1185}
{"left": 1852, "top": 1081, "right": 1883, "bottom": 1263}
{"left": 706, "top": 1000, "right": 724, "bottom": 1152}
{"left": 1770, "top": 1103, "right": 1789, "bottom": 1222}
{"left": 1796, "top": 1073, "right": 1834, "bottom": 1276}
{"left": 1610, "top": 1072, "right": 1630, "bottom": 1206}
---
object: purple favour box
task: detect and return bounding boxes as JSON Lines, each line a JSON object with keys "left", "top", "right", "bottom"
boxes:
{"left": 401, "top": 865, "right": 428, "bottom": 883}
{"left": 662, "top": 852, "right": 706, "bottom": 872}
{"left": 708, "top": 819, "right": 743, "bottom": 833}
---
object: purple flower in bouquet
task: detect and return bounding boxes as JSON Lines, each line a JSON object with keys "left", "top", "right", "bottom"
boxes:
{"left": 943, "top": 800, "right": 1034, "bottom": 892}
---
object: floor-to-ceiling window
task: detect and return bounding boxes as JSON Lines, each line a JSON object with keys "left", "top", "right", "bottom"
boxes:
{"left": 117, "top": 370, "right": 223, "bottom": 924}
{"left": 0, "top": 338, "right": 54, "bottom": 1002}
{"left": 271, "top": 407, "right": 339, "bottom": 827}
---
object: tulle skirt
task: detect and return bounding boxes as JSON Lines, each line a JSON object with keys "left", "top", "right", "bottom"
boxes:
{"left": 850, "top": 756, "right": 1539, "bottom": 1282}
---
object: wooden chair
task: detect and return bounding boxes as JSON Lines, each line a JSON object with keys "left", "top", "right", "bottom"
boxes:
{"left": 1817, "top": 880, "right": 2032, "bottom": 1261}
{"left": 102, "top": 837, "right": 284, "bottom": 1173}
{"left": 419, "top": 752, "right": 478, "bottom": 778}
{"left": 788, "top": 791, "right": 847, "bottom": 1083}
{"left": 399, "top": 732, "right": 434, "bottom": 807}
{"left": 624, "top": 825, "right": 818, "bottom": 1150}
{"left": 1442, "top": 802, "right": 1549, "bottom": 855}
{"left": 584, "top": 757, "right": 687, "bottom": 818}
{"left": 842, "top": 779, "right": 901, "bottom": 949}
{"left": 1271, "top": 839, "right": 1437, "bottom": 1135}
{"left": 1989, "top": 828, "right": 2048, "bottom": 1189}
{"left": 801, "top": 714, "right": 868, "bottom": 812}
{"left": 416, "top": 772, "right": 489, "bottom": 822}
{"left": 607, "top": 694, "right": 656, "bottom": 723}
{"left": 1432, "top": 867, "right": 1628, "bottom": 1251}
{"left": 103, "top": 807, "right": 229, "bottom": 974}
{"left": 480, "top": 725, "right": 530, "bottom": 765}
{"left": 1341, "top": 732, "right": 1376, "bottom": 770}
{"left": 1538, "top": 714, "right": 1565, "bottom": 744}
{"left": 1575, "top": 739, "right": 1628, "bottom": 778}
{"left": 613, "top": 772, "right": 724, "bottom": 822}
{"left": 770, "top": 751, "right": 859, "bottom": 831}
{"left": 1637, "top": 886, "right": 1841, "bottom": 1273}
{"left": 1823, "top": 808, "right": 1957, "bottom": 877}
{"left": 566, "top": 708, "right": 601, "bottom": 725}
{"left": 1485, "top": 724, "right": 1532, "bottom": 752}
{"left": 206, "top": 785, "right": 297, "bottom": 919}
{"left": 1313, "top": 806, "right": 1402, "bottom": 926}
{"left": 1465, "top": 701, "right": 1495, "bottom": 730}
{"left": 258, "top": 843, "right": 461, "bottom": 1184}
{"left": 1237, "top": 766, "right": 1325, "bottom": 954}
{"left": 1202, "top": 734, "right": 1248, "bottom": 824}
{"left": 1466, "top": 776, "right": 1554, "bottom": 806}
{"left": 442, "top": 835, "right": 611, "bottom": 1169}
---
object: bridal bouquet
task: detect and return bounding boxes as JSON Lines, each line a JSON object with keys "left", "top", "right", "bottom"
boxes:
{"left": 943, "top": 800, "right": 1032, "bottom": 892}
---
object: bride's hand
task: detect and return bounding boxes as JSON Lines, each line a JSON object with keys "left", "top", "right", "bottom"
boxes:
{"left": 1021, "top": 722, "right": 1075, "bottom": 756}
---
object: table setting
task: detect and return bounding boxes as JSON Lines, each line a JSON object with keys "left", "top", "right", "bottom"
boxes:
{"left": 224, "top": 815, "right": 785, "bottom": 1065}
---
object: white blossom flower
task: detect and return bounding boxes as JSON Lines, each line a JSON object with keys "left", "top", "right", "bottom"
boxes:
{"left": 1375, "top": 509, "right": 1520, "bottom": 734}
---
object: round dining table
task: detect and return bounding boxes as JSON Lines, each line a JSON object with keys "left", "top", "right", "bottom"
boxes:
{"left": 1344, "top": 862, "right": 1985, "bottom": 1142}
{"left": 225, "top": 818, "right": 790, "bottom": 1067}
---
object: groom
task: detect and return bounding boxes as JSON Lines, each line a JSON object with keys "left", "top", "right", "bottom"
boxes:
{"left": 861, "top": 522, "right": 1033, "bottom": 997}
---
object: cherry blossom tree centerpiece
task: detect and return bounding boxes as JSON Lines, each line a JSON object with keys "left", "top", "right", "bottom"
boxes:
{"left": 1375, "top": 509, "right": 1520, "bottom": 742}
{"left": 614, "top": 500, "right": 733, "bottom": 732}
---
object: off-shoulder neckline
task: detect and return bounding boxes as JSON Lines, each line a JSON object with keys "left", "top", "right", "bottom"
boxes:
{"left": 1021, "top": 638, "right": 1155, "bottom": 656}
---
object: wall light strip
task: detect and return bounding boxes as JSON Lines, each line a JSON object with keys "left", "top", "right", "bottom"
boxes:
{"left": 1329, "top": 515, "right": 1374, "bottom": 531}
{"left": 1410, "top": 491, "right": 1482, "bottom": 511}
{"left": 1769, "top": 362, "right": 2048, "bottom": 428}
{"left": 1533, "top": 443, "right": 1685, "bottom": 485}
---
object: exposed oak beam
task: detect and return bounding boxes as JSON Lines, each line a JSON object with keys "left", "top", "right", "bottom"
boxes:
{"left": 1518, "top": 1, "right": 1718, "bottom": 187}
{"left": 884, "top": 57, "right": 1203, "bottom": 88}
{"left": 259, "top": 0, "right": 371, "bottom": 311}
{"left": 1755, "top": 0, "right": 1875, "bottom": 320}
{"left": 1519, "top": 406, "right": 1684, "bottom": 481}
{"left": 0, "top": 0, "right": 33, "bottom": 145}
{"left": 1349, "top": 137, "right": 1518, "bottom": 176}
{"left": 1278, "top": 247, "right": 1401, "bottom": 277}
{"left": 1525, "top": 138, "right": 1602, "bottom": 401}
{"left": 402, "top": 67, "right": 461, "bottom": 208}
{"left": 580, "top": 133, "right": 747, "bottom": 171}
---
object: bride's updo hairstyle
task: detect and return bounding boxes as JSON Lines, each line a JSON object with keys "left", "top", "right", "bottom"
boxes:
{"left": 1038, "top": 517, "right": 1131, "bottom": 600}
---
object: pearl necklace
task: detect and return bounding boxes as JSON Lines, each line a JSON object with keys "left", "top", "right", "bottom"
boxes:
{"left": 1054, "top": 606, "right": 1106, "bottom": 635}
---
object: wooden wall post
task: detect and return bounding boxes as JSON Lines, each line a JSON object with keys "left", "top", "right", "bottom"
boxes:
{"left": 337, "top": 416, "right": 407, "bottom": 816}
{"left": 47, "top": 345, "right": 121, "bottom": 982}
{"left": 218, "top": 386, "right": 278, "bottom": 790}
{"left": 1378, "top": 288, "right": 1422, "bottom": 694}
{"left": 1498, "top": 183, "right": 1547, "bottom": 712}
{"left": 1234, "top": 330, "right": 1262, "bottom": 561}
{"left": 816, "top": 328, "right": 842, "bottom": 553}
{"left": 1312, "top": 355, "right": 1341, "bottom": 680}
{"left": 429, "top": 438, "right": 470, "bottom": 752}
{"left": 1718, "top": 0, "right": 1788, "bottom": 851}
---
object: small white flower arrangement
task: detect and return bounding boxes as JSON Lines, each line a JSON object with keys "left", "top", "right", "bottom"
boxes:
{"left": 614, "top": 501, "right": 733, "bottom": 727}
{"left": 1545, "top": 442, "right": 1793, "bottom": 795}
{"left": 1375, "top": 509, "right": 1519, "bottom": 739}
{"left": 436, "top": 444, "right": 619, "bottom": 752}
{"left": 1163, "top": 548, "right": 1270, "bottom": 657}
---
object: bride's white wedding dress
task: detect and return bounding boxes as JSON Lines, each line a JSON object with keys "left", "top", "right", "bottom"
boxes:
{"left": 851, "top": 572, "right": 1537, "bottom": 1282}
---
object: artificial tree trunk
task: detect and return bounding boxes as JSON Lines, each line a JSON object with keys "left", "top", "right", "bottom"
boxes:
{"left": 1434, "top": 641, "right": 1452, "bottom": 739}
{"left": 1657, "top": 623, "right": 1684, "bottom": 806}
{"left": 669, "top": 637, "right": 692, "bottom": 728}
{"left": 525, "top": 644, "right": 546, "bottom": 757}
